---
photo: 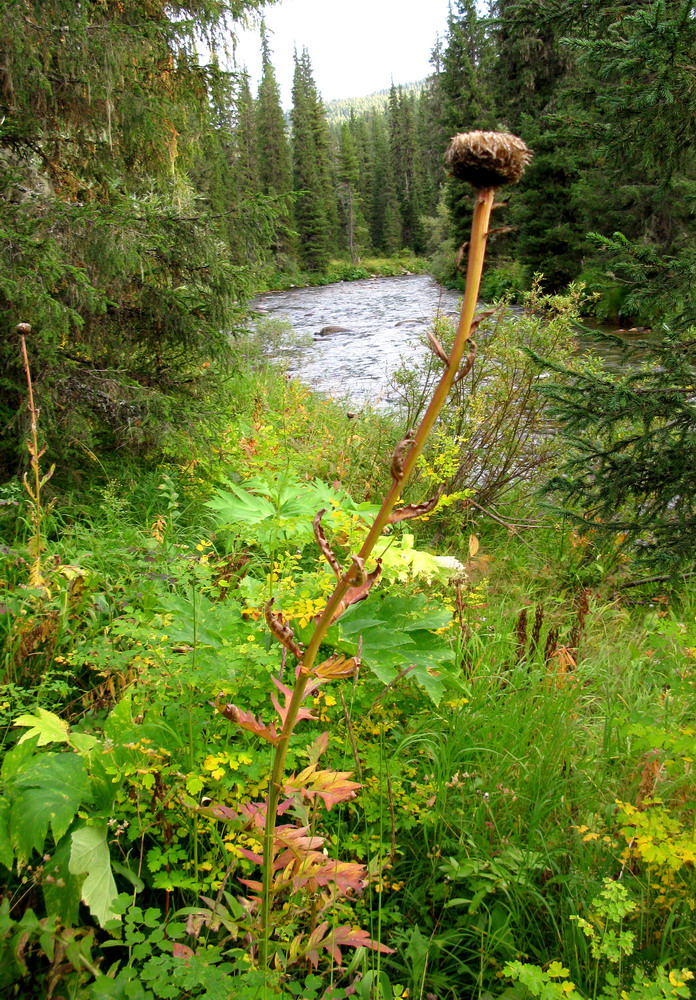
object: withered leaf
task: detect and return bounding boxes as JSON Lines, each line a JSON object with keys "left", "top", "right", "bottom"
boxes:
{"left": 454, "top": 339, "right": 477, "bottom": 383}
{"left": 329, "top": 559, "right": 382, "bottom": 624}
{"left": 388, "top": 491, "right": 442, "bottom": 524}
{"left": 426, "top": 328, "right": 450, "bottom": 365}
{"left": 314, "top": 653, "right": 358, "bottom": 680}
{"left": 313, "top": 508, "right": 342, "bottom": 580}
{"left": 264, "top": 599, "right": 304, "bottom": 659}
{"left": 390, "top": 429, "right": 416, "bottom": 483}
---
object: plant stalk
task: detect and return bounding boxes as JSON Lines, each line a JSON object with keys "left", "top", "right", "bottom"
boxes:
{"left": 258, "top": 185, "right": 496, "bottom": 969}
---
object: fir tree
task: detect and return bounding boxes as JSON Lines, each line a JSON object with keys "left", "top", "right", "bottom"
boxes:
{"left": 0, "top": 0, "right": 274, "bottom": 475}
{"left": 337, "top": 122, "right": 369, "bottom": 261}
{"left": 256, "top": 28, "right": 294, "bottom": 261}
{"left": 368, "top": 112, "right": 402, "bottom": 253}
{"left": 290, "top": 50, "right": 336, "bottom": 271}
{"left": 439, "top": 1, "right": 497, "bottom": 249}
{"left": 388, "top": 87, "right": 424, "bottom": 252}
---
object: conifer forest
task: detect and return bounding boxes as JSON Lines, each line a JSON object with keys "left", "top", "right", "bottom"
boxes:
{"left": 1, "top": 2, "right": 695, "bottom": 998}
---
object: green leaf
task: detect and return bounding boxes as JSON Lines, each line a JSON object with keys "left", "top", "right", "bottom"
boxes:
{"left": 69, "top": 733, "right": 101, "bottom": 755}
{"left": 10, "top": 753, "right": 90, "bottom": 865}
{"left": 43, "top": 836, "right": 82, "bottom": 927}
{"left": 14, "top": 708, "right": 70, "bottom": 745}
{"left": 0, "top": 798, "right": 13, "bottom": 870}
{"left": 69, "top": 824, "right": 120, "bottom": 926}
{"left": 112, "top": 860, "right": 145, "bottom": 893}
{"left": 1, "top": 738, "right": 37, "bottom": 780}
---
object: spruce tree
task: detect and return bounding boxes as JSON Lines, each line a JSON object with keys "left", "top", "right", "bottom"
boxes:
{"left": 388, "top": 87, "right": 424, "bottom": 252}
{"left": 521, "top": 0, "right": 696, "bottom": 573}
{"left": 488, "top": 0, "right": 584, "bottom": 287}
{"left": 438, "top": 1, "right": 497, "bottom": 249}
{"left": 256, "top": 29, "right": 294, "bottom": 262}
{"left": 0, "top": 0, "right": 275, "bottom": 475}
{"left": 337, "top": 122, "right": 369, "bottom": 261}
{"left": 368, "top": 112, "right": 402, "bottom": 253}
{"left": 290, "top": 50, "right": 333, "bottom": 271}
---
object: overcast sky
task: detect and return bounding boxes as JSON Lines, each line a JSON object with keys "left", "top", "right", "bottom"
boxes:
{"left": 231, "top": 0, "right": 452, "bottom": 106}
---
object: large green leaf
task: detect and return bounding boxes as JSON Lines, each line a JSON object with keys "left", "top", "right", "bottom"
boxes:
{"left": 69, "top": 824, "right": 120, "bottom": 926}
{"left": 1, "top": 738, "right": 38, "bottom": 781}
{"left": 156, "top": 592, "right": 243, "bottom": 648}
{"left": 332, "top": 594, "right": 456, "bottom": 704}
{"left": 14, "top": 707, "right": 69, "bottom": 746}
{"left": 43, "top": 836, "right": 82, "bottom": 927}
{"left": 10, "top": 753, "right": 90, "bottom": 865}
{"left": 0, "top": 798, "right": 13, "bottom": 870}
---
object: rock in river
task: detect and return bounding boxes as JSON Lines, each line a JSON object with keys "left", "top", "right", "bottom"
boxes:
{"left": 317, "top": 325, "right": 350, "bottom": 336}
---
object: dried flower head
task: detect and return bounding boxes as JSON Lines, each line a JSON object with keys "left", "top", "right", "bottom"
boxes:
{"left": 445, "top": 131, "right": 532, "bottom": 189}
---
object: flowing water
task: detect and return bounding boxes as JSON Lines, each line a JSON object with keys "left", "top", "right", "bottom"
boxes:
{"left": 251, "top": 274, "right": 462, "bottom": 406}
{"left": 250, "top": 273, "right": 630, "bottom": 406}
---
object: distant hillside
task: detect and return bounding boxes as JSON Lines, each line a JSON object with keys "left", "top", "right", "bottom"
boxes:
{"left": 325, "top": 81, "right": 425, "bottom": 124}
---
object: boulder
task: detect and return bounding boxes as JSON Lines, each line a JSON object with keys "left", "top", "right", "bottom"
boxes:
{"left": 317, "top": 325, "right": 350, "bottom": 336}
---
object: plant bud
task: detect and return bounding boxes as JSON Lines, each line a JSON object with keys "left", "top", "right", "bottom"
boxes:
{"left": 445, "top": 131, "right": 532, "bottom": 189}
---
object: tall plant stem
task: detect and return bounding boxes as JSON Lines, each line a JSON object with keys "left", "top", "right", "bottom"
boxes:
{"left": 17, "top": 323, "right": 49, "bottom": 589}
{"left": 258, "top": 185, "right": 496, "bottom": 969}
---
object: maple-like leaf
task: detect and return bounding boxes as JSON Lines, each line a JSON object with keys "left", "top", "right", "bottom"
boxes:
{"left": 285, "top": 765, "right": 361, "bottom": 809}
{"left": 303, "top": 921, "right": 394, "bottom": 967}
{"left": 272, "top": 824, "right": 325, "bottom": 861}
{"left": 307, "top": 731, "right": 329, "bottom": 765}
{"left": 270, "top": 676, "right": 318, "bottom": 729}
{"left": 216, "top": 702, "right": 279, "bottom": 745}
{"left": 331, "top": 924, "right": 395, "bottom": 959}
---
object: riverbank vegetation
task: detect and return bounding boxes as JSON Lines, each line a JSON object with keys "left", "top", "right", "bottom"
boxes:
{"left": 1, "top": 1, "right": 695, "bottom": 999}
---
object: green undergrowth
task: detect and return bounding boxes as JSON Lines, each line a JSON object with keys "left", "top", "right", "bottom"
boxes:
{"left": 0, "top": 346, "right": 694, "bottom": 999}
{"left": 259, "top": 253, "right": 429, "bottom": 291}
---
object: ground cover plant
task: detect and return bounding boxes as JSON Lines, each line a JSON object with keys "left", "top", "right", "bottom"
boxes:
{"left": 1, "top": 136, "right": 695, "bottom": 1000}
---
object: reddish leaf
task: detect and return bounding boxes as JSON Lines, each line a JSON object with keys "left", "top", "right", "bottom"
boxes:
{"left": 285, "top": 765, "right": 361, "bottom": 809}
{"left": 198, "top": 802, "right": 240, "bottom": 823}
{"left": 172, "top": 943, "right": 194, "bottom": 962}
{"left": 303, "top": 922, "right": 394, "bottom": 967}
{"left": 238, "top": 847, "right": 264, "bottom": 864}
{"left": 239, "top": 878, "right": 262, "bottom": 893}
{"left": 270, "top": 676, "right": 318, "bottom": 728}
{"left": 307, "top": 730, "right": 330, "bottom": 765}
{"left": 216, "top": 702, "right": 279, "bottom": 745}
{"left": 331, "top": 924, "right": 395, "bottom": 957}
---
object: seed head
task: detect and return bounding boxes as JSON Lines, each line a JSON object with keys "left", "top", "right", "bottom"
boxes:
{"left": 445, "top": 131, "right": 532, "bottom": 189}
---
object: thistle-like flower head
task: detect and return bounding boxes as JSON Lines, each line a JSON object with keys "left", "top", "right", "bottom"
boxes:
{"left": 445, "top": 130, "right": 532, "bottom": 189}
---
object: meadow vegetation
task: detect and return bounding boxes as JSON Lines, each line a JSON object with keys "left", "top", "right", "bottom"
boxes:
{"left": 1, "top": 290, "right": 694, "bottom": 999}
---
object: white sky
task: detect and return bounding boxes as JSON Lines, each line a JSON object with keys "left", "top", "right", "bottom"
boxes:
{"left": 231, "top": 0, "right": 452, "bottom": 106}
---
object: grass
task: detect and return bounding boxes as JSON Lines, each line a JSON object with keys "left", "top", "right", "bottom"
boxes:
{"left": 0, "top": 343, "right": 694, "bottom": 999}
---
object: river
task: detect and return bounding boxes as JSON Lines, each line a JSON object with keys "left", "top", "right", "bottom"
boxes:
{"left": 250, "top": 273, "right": 630, "bottom": 406}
